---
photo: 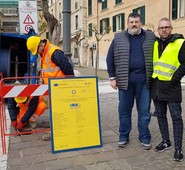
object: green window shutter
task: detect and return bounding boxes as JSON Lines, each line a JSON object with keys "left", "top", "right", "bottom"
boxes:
{"left": 140, "top": 6, "right": 145, "bottom": 25}
{"left": 106, "top": 18, "right": 110, "bottom": 33}
{"left": 113, "top": 16, "right": 116, "bottom": 32}
{"left": 46, "top": 32, "right": 49, "bottom": 39}
{"left": 133, "top": 6, "right": 145, "bottom": 25}
{"left": 172, "top": 0, "right": 178, "bottom": 20}
{"left": 102, "top": 0, "right": 107, "bottom": 10}
{"left": 121, "top": 13, "right": 125, "bottom": 30}
{"left": 89, "top": 23, "right": 92, "bottom": 37}
{"left": 88, "top": 0, "right": 92, "bottom": 16}
{"left": 100, "top": 19, "right": 103, "bottom": 34}
{"left": 115, "top": 0, "right": 122, "bottom": 5}
{"left": 133, "top": 9, "right": 137, "bottom": 13}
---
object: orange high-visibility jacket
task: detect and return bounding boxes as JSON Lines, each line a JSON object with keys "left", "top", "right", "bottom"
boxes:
{"left": 17, "top": 96, "right": 46, "bottom": 123}
{"left": 41, "top": 40, "right": 64, "bottom": 84}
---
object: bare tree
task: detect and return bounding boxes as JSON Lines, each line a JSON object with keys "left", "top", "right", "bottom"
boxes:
{"left": 91, "top": 23, "right": 111, "bottom": 76}
{"left": 72, "top": 30, "right": 87, "bottom": 66}
{"left": 42, "top": 0, "right": 60, "bottom": 45}
{"left": 38, "top": 13, "right": 47, "bottom": 36}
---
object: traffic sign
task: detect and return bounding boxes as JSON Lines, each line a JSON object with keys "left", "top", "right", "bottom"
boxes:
{"left": 23, "top": 14, "right": 34, "bottom": 24}
{"left": 18, "top": 0, "right": 38, "bottom": 34}
{"left": 25, "top": 25, "right": 34, "bottom": 32}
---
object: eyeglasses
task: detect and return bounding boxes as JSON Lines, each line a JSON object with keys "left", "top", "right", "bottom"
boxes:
{"left": 158, "top": 26, "right": 171, "bottom": 30}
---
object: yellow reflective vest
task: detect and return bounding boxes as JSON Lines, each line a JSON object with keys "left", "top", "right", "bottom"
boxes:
{"left": 41, "top": 40, "right": 65, "bottom": 84}
{"left": 152, "top": 39, "right": 184, "bottom": 81}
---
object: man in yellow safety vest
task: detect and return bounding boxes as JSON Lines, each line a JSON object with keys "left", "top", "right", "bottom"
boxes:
{"left": 151, "top": 17, "right": 185, "bottom": 162}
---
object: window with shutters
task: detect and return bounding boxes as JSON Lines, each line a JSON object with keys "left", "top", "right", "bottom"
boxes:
{"left": 102, "top": 0, "right": 107, "bottom": 10}
{"left": 75, "top": 15, "right": 78, "bottom": 30}
{"left": 88, "top": 23, "right": 93, "bottom": 37}
{"left": 59, "top": 2, "right": 62, "bottom": 20}
{"left": 100, "top": 18, "right": 110, "bottom": 34}
{"left": 112, "top": 13, "right": 125, "bottom": 32}
{"left": 133, "top": 6, "right": 145, "bottom": 24}
{"left": 115, "top": 0, "right": 122, "bottom": 5}
{"left": 172, "top": 0, "right": 185, "bottom": 20}
{"left": 88, "top": 0, "right": 92, "bottom": 16}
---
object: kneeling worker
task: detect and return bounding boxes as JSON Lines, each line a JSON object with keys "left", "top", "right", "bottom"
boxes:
{"left": 8, "top": 96, "right": 46, "bottom": 130}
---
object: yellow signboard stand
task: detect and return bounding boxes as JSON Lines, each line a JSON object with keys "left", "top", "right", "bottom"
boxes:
{"left": 48, "top": 77, "right": 102, "bottom": 153}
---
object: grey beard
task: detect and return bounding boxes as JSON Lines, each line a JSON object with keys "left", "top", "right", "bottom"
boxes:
{"left": 128, "top": 28, "right": 141, "bottom": 35}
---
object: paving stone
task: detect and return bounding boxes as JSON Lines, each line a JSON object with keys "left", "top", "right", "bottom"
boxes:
{"left": 102, "top": 135, "right": 118, "bottom": 144}
{"left": 78, "top": 148, "right": 101, "bottom": 155}
{"left": 57, "top": 151, "right": 80, "bottom": 159}
{"left": 125, "top": 155, "right": 152, "bottom": 167}
{"left": 115, "top": 148, "right": 141, "bottom": 159}
{"left": 5, "top": 71, "right": 185, "bottom": 170}
{"left": 93, "top": 151, "right": 119, "bottom": 162}
{"left": 100, "top": 144, "right": 115, "bottom": 152}
{"left": 102, "top": 130, "right": 117, "bottom": 137}
{"left": 85, "top": 162, "right": 113, "bottom": 170}
{"left": 8, "top": 154, "right": 37, "bottom": 166}
{"left": 67, "top": 166, "right": 87, "bottom": 170}
{"left": 21, "top": 145, "right": 48, "bottom": 156}
{"left": 108, "top": 159, "right": 132, "bottom": 170}
{"left": 73, "top": 155, "right": 97, "bottom": 166}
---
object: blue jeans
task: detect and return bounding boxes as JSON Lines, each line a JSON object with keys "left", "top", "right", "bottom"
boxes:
{"left": 118, "top": 79, "right": 151, "bottom": 144}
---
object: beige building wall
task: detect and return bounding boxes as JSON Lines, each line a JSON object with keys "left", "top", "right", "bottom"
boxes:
{"left": 71, "top": 0, "right": 88, "bottom": 66}
{"left": 48, "top": 0, "right": 185, "bottom": 69}
{"left": 86, "top": 0, "right": 185, "bottom": 69}
{"left": 48, "top": 0, "right": 88, "bottom": 66}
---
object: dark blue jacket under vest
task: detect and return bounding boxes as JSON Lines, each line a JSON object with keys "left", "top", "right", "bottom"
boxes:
{"left": 106, "top": 29, "right": 156, "bottom": 90}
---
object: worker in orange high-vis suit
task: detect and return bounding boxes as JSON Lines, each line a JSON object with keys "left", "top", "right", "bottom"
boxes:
{"left": 26, "top": 36, "right": 74, "bottom": 140}
{"left": 26, "top": 36, "right": 74, "bottom": 84}
{"left": 7, "top": 96, "right": 46, "bottom": 130}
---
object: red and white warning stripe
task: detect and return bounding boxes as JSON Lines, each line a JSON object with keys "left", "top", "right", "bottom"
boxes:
{"left": 1, "top": 84, "right": 48, "bottom": 98}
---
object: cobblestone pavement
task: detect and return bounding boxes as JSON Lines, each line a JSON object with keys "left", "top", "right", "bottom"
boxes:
{"left": 4, "top": 67, "right": 185, "bottom": 169}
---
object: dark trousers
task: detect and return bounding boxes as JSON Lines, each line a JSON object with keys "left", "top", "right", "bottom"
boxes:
{"left": 153, "top": 100, "right": 183, "bottom": 149}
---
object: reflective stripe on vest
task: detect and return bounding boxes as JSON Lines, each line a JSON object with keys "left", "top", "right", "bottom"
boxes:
{"left": 41, "top": 41, "right": 65, "bottom": 84}
{"left": 152, "top": 39, "right": 184, "bottom": 81}
{"left": 42, "top": 44, "right": 61, "bottom": 73}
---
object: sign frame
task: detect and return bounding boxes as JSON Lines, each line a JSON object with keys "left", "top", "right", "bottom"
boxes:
{"left": 18, "top": 0, "right": 38, "bottom": 34}
{"left": 48, "top": 76, "right": 102, "bottom": 154}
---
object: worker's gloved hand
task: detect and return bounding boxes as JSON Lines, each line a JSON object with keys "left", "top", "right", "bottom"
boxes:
{"left": 16, "top": 122, "right": 24, "bottom": 130}
{"left": 11, "top": 120, "right": 17, "bottom": 128}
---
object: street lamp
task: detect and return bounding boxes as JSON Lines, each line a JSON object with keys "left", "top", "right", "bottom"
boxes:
{"left": 63, "top": 0, "right": 72, "bottom": 64}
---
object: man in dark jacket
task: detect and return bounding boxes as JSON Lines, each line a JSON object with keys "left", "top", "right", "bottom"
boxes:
{"left": 151, "top": 17, "right": 185, "bottom": 162}
{"left": 106, "top": 13, "right": 155, "bottom": 150}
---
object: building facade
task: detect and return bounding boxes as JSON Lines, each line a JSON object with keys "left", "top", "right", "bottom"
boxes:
{"left": 48, "top": 0, "right": 185, "bottom": 69}
{"left": 86, "top": 0, "right": 185, "bottom": 69}
{"left": 0, "top": 0, "right": 19, "bottom": 33}
{"left": 1, "top": 0, "right": 185, "bottom": 69}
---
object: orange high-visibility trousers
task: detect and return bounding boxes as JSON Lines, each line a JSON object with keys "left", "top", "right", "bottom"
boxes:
{"left": 17, "top": 96, "right": 46, "bottom": 123}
